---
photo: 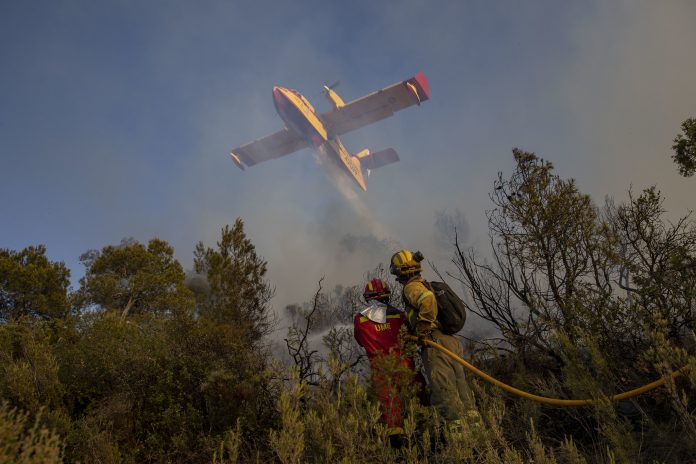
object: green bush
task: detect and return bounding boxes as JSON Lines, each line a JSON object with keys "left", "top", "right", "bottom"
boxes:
{"left": 0, "top": 402, "right": 63, "bottom": 463}
{"left": 0, "top": 159, "right": 694, "bottom": 462}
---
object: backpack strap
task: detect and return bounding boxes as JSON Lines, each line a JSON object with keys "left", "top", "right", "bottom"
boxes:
{"left": 403, "top": 279, "right": 440, "bottom": 333}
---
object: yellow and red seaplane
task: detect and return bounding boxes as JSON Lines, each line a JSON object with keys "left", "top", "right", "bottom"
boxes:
{"left": 229, "top": 72, "right": 430, "bottom": 191}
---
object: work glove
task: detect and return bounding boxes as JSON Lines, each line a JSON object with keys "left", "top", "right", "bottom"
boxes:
{"left": 416, "top": 327, "right": 433, "bottom": 345}
{"left": 416, "top": 322, "right": 433, "bottom": 339}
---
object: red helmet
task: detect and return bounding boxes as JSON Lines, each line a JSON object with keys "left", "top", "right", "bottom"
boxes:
{"left": 363, "top": 278, "right": 391, "bottom": 302}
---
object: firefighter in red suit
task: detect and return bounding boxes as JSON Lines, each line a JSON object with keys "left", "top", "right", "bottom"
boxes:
{"left": 354, "top": 278, "right": 419, "bottom": 447}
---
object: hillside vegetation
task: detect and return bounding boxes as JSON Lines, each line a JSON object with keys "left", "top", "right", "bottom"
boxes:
{"left": 1, "top": 150, "right": 695, "bottom": 463}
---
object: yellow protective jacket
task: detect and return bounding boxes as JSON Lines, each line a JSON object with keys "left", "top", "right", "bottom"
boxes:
{"left": 402, "top": 276, "right": 439, "bottom": 336}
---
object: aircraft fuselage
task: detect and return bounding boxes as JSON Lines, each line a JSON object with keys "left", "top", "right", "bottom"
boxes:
{"left": 230, "top": 72, "right": 429, "bottom": 190}
{"left": 272, "top": 86, "right": 366, "bottom": 190}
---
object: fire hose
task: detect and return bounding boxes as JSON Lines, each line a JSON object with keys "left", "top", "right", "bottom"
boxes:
{"left": 419, "top": 337, "right": 690, "bottom": 407}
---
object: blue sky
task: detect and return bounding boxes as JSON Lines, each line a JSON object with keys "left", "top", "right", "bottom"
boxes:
{"left": 1, "top": 1, "right": 695, "bottom": 318}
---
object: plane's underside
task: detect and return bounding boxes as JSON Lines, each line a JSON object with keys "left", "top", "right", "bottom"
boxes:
{"left": 230, "top": 72, "right": 429, "bottom": 191}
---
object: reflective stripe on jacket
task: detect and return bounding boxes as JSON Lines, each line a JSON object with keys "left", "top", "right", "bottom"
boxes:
{"left": 403, "top": 276, "right": 439, "bottom": 335}
{"left": 354, "top": 307, "right": 407, "bottom": 360}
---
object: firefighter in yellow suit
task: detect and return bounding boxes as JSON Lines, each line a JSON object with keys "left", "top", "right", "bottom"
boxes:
{"left": 390, "top": 249, "right": 480, "bottom": 432}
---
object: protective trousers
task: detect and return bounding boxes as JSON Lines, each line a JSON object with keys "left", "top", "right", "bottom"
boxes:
{"left": 421, "top": 329, "right": 475, "bottom": 422}
{"left": 371, "top": 356, "right": 414, "bottom": 431}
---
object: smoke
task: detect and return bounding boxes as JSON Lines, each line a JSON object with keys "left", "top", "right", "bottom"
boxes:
{"left": 554, "top": 1, "right": 696, "bottom": 215}
{"left": 313, "top": 145, "right": 389, "bottom": 239}
{"left": 305, "top": 322, "right": 355, "bottom": 357}
{"left": 3, "top": 2, "right": 694, "bottom": 346}
{"left": 338, "top": 233, "right": 401, "bottom": 258}
{"left": 434, "top": 208, "right": 470, "bottom": 252}
{"left": 261, "top": 145, "right": 405, "bottom": 319}
{"left": 270, "top": 322, "right": 367, "bottom": 377}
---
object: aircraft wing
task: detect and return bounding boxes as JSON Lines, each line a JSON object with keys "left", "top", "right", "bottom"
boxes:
{"left": 230, "top": 127, "right": 308, "bottom": 170}
{"left": 320, "top": 72, "right": 430, "bottom": 137}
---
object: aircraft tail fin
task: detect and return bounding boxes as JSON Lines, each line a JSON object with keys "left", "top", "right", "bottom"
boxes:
{"left": 354, "top": 148, "right": 400, "bottom": 170}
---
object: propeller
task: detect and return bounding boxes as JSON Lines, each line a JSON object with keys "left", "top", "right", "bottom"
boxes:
{"left": 319, "top": 80, "right": 341, "bottom": 96}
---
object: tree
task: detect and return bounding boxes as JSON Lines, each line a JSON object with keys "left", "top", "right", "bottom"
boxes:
{"left": 59, "top": 225, "right": 278, "bottom": 462}
{"left": 76, "top": 238, "right": 193, "bottom": 319}
{"left": 450, "top": 150, "right": 696, "bottom": 460}
{"left": 193, "top": 218, "right": 274, "bottom": 343}
{"left": 671, "top": 117, "right": 696, "bottom": 177}
{"left": 454, "top": 149, "right": 620, "bottom": 362}
{"left": 0, "top": 245, "right": 70, "bottom": 322}
{"left": 456, "top": 151, "right": 696, "bottom": 361}
{"left": 609, "top": 187, "right": 696, "bottom": 339}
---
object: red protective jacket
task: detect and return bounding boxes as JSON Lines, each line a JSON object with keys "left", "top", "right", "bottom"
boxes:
{"left": 354, "top": 305, "right": 416, "bottom": 431}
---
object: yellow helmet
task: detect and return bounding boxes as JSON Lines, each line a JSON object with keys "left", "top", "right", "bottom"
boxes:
{"left": 389, "top": 249, "right": 423, "bottom": 278}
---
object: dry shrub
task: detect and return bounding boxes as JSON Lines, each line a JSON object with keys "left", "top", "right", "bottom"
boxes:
{"left": 0, "top": 402, "right": 63, "bottom": 463}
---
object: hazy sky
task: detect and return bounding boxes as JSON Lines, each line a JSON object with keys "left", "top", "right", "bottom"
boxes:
{"left": 1, "top": 1, "right": 694, "bottom": 327}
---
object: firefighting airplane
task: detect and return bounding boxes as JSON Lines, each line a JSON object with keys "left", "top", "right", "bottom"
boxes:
{"left": 229, "top": 72, "right": 430, "bottom": 191}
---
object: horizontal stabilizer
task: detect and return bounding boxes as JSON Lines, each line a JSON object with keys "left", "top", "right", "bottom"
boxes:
{"left": 356, "top": 148, "right": 399, "bottom": 170}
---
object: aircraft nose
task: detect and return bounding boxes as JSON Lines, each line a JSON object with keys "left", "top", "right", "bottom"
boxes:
{"left": 272, "top": 87, "right": 288, "bottom": 109}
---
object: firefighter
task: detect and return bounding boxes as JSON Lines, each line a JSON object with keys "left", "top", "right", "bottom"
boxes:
{"left": 354, "top": 277, "right": 420, "bottom": 447}
{"left": 389, "top": 249, "right": 479, "bottom": 433}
